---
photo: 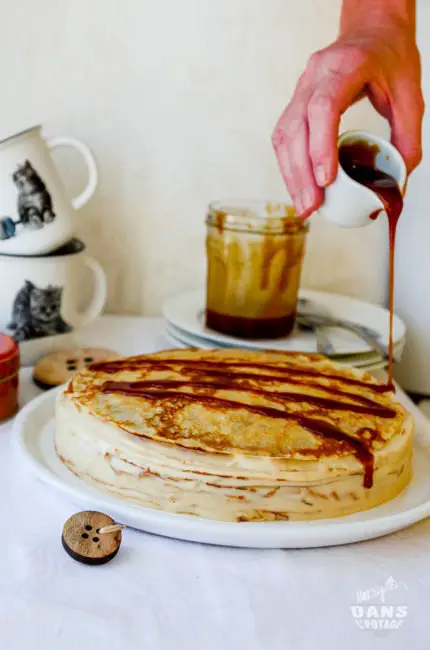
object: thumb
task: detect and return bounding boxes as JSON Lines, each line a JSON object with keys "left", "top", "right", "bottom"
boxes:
{"left": 390, "top": 86, "right": 425, "bottom": 172}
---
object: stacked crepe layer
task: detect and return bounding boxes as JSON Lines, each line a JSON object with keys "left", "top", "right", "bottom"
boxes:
{"left": 55, "top": 349, "right": 413, "bottom": 522}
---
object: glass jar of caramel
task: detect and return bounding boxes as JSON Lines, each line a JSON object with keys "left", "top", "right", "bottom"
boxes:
{"left": 205, "top": 200, "right": 309, "bottom": 339}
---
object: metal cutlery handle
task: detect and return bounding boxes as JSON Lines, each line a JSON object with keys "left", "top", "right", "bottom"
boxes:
{"left": 330, "top": 319, "right": 393, "bottom": 360}
{"left": 298, "top": 298, "right": 380, "bottom": 338}
{"left": 297, "top": 314, "right": 400, "bottom": 362}
{"left": 315, "top": 328, "right": 336, "bottom": 356}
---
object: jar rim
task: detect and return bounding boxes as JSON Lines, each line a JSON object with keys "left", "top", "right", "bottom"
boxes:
{"left": 207, "top": 199, "right": 309, "bottom": 234}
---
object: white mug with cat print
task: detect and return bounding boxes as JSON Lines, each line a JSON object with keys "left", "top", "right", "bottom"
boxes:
{"left": 0, "top": 125, "right": 98, "bottom": 255}
{"left": 0, "top": 239, "right": 107, "bottom": 365}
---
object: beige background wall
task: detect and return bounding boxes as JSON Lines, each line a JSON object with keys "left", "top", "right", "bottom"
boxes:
{"left": 0, "top": 0, "right": 417, "bottom": 315}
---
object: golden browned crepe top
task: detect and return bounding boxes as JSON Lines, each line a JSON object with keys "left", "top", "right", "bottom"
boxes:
{"left": 66, "top": 349, "right": 409, "bottom": 489}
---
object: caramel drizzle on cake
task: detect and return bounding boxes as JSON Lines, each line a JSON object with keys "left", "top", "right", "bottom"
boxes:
{"left": 94, "top": 358, "right": 400, "bottom": 489}
{"left": 92, "top": 357, "right": 393, "bottom": 393}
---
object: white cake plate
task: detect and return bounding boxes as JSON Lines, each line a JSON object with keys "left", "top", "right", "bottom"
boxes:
{"left": 14, "top": 387, "right": 430, "bottom": 549}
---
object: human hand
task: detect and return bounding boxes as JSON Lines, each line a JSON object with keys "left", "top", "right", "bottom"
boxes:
{"left": 272, "top": 15, "right": 424, "bottom": 218}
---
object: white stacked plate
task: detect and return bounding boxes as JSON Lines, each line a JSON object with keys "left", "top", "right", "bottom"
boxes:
{"left": 162, "top": 289, "right": 406, "bottom": 371}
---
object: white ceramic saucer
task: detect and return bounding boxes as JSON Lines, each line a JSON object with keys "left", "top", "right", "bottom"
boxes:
{"left": 162, "top": 327, "right": 389, "bottom": 372}
{"left": 163, "top": 289, "right": 406, "bottom": 356}
{"left": 14, "top": 386, "right": 430, "bottom": 548}
{"left": 163, "top": 322, "right": 404, "bottom": 370}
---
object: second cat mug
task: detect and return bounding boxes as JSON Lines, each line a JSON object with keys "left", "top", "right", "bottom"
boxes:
{"left": 0, "top": 238, "right": 107, "bottom": 357}
{"left": 0, "top": 125, "right": 98, "bottom": 255}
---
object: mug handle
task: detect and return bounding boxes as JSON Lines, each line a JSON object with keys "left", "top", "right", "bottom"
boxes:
{"left": 46, "top": 136, "right": 98, "bottom": 210}
{"left": 65, "top": 256, "right": 108, "bottom": 328}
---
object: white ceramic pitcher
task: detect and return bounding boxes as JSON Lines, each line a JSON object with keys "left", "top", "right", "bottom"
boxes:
{"left": 318, "top": 130, "right": 407, "bottom": 228}
{"left": 0, "top": 125, "right": 98, "bottom": 255}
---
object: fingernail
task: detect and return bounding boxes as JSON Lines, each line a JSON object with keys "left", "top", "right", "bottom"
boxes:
{"left": 300, "top": 189, "right": 312, "bottom": 214}
{"left": 294, "top": 195, "right": 304, "bottom": 216}
{"left": 315, "top": 165, "right": 328, "bottom": 187}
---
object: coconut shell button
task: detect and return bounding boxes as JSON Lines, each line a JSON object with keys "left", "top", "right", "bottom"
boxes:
{"left": 33, "top": 347, "right": 120, "bottom": 390}
{"left": 62, "top": 511, "right": 123, "bottom": 565}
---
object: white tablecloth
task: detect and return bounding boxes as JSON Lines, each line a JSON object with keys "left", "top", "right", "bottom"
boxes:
{"left": 1, "top": 316, "right": 429, "bottom": 650}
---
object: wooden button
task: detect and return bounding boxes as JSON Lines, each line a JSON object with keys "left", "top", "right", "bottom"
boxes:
{"left": 62, "top": 511, "right": 123, "bottom": 565}
{"left": 33, "top": 347, "right": 121, "bottom": 390}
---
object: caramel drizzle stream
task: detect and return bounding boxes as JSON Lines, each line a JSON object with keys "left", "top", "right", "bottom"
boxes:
{"left": 173, "top": 367, "right": 393, "bottom": 410}
{"left": 100, "top": 374, "right": 390, "bottom": 488}
{"left": 91, "top": 357, "right": 392, "bottom": 393}
{"left": 103, "top": 379, "right": 396, "bottom": 419}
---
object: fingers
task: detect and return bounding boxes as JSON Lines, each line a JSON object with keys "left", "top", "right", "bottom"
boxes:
{"left": 272, "top": 114, "right": 323, "bottom": 218}
{"left": 390, "top": 85, "right": 425, "bottom": 172}
{"left": 307, "top": 49, "right": 369, "bottom": 187}
{"left": 307, "top": 91, "right": 340, "bottom": 188}
{"left": 289, "top": 120, "right": 324, "bottom": 217}
{"left": 272, "top": 74, "right": 323, "bottom": 217}
{"left": 307, "top": 80, "right": 362, "bottom": 188}
{"left": 273, "top": 44, "right": 369, "bottom": 216}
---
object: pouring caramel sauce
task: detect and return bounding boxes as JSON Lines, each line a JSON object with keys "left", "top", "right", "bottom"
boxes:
{"left": 339, "top": 140, "right": 404, "bottom": 389}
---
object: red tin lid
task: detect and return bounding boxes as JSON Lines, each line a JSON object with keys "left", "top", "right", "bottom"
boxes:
{"left": 0, "top": 333, "right": 20, "bottom": 376}
{"left": 0, "top": 333, "right": 18, "bottom": 358}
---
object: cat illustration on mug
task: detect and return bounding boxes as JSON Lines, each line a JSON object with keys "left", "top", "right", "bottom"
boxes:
{"left": 12, "top": 160, "right": 56, "bottom": 228}
{"left": 0, "top": 161, "right": 56, "bottom": 241}
{"left": 8, "top": 280, "right": 71, "bottom": 342}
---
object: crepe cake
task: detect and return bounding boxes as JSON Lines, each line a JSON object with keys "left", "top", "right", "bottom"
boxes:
{"left": 55, "top": 349, "right": 413, "bottom": 522}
